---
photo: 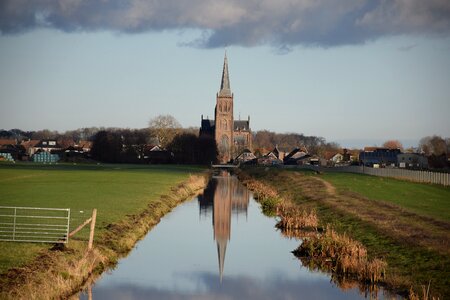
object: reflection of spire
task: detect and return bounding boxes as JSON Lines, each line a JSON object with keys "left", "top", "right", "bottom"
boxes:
{"left": 217, "top": 236, "right": 227, "bottom": 282}
{"left": 199, "top": 172, "right": 250, "bottom": 282}
{"left": 213, "top": 174, "right": 231, "bottom": 282}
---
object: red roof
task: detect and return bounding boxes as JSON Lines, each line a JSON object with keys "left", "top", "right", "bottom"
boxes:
{"left": 323, "top": 151, "right": 338, "bottom": 160}
{"left": 20, "top": 140, "right": 40, "bottom": 150}
{"left": 0, "top": 139, "right": 17, "bottom": 146}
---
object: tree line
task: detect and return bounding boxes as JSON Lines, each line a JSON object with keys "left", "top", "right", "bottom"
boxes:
{"left": 2, "top": 116, "right": 449, "bottom": 166}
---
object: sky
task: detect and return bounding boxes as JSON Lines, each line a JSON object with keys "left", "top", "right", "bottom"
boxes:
{"left": 1, "top": 0, "right": 449, "bottom": 148}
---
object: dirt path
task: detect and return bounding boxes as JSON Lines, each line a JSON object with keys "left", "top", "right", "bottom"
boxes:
{"left": 277, "top": 171, "right": 450, "bottom": 256}
{"left": 311, "top": 176, "right": 336, "bottom": 196}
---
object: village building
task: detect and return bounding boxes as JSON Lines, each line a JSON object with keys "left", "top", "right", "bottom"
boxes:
{"left": 235, "top": 149, "right": 257, "bottom": 164}
{"left": 33, "top": 139, "right": 63, "bottom": 154}
{"left": 359, "top": 147, "right": 401, "bottom": 167}
{"left": 397, "top": 153, "right": 428, "bottom": 169}
{"left": 20, "top": 140, "right": 40, "bottom": 156}
{"left": 283, "top": 147, "right": 309, "bottom": 165}
{"left": 200, "top": 53, "right": 252, "bottom": 163}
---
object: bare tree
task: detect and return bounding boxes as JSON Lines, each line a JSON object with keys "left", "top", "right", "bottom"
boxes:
{"left": 419, "top": 135, "right": 447, "bottom": 155}
{"left": 148, "top": 115, "right": 181, "bottom": 148}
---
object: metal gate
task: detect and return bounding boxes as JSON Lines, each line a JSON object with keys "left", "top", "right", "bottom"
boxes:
{"left": 0, "top": 206, "right": 70, "bottom": 243}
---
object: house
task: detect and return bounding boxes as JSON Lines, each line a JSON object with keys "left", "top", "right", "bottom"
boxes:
{"left": 397, "top": 153, "right": 428, "bottom": 169}
{"left": 284, "top": 147, "right": 308, "bottom": 165}
{"left": 235, "top": 149, "right": 257, "bottom": 164}
{"left": 0, "top": 139, "right": 26, "bottom": 160}
{"left": 58, "top": 139, "right": 76, "bottom": 150}
{"left": 359, "top": 147, "right": 401, "bottom": 167}
{"left": 20, "top": 139, "right": 40, "bottom": 156}
{"left": 33, "top": 139, "right": 63, "bottom": 154}
{"left": 258, "top": 146, "right": 284, "bottom": 165}
{"left": 323, "top": 151, "right": 344, "bottom": 166}
{"left": 0, "top": 139, "right": 17, "bottom": 148}
{"left": 143, "top": 145, "right": 173, "bottom": 164}
{"left": 77, "top": 140, "right": 92, "bottom": 153}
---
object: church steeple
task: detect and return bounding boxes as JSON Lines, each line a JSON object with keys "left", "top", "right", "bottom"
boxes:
{"left": 219, "top": 52, "right": 232, "bottom": 97}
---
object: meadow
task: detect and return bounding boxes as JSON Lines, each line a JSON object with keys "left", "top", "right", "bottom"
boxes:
{"left": 322, "top": 172, "right": 450, "bottom": 222}
{"left": 0, "top": 163, "right": 205, "bottom": 274}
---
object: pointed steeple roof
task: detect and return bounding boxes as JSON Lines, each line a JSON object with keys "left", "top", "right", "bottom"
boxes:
{"left": 217, "top": 237, "right": 227, "bottom": 282}
{"left": 218, "top": 52, "right": 232, "bottom": 97}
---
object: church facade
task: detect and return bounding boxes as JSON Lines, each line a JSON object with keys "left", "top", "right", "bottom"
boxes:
{"left": 200, "top": 54, "right": 252, "bottom": 163}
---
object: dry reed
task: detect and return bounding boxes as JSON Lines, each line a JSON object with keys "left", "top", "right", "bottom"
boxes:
{"left": 276, "top": 202, "right": 318, "bottom": 230}
{"left": 293, "top": 225, "right": 387, "bottom": 284}
{"left": 409, "top": 282, "right": 440, "bottom": 300}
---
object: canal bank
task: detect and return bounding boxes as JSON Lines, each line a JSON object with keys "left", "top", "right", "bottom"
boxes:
{"left": 0, "top": 174, "right": 207, "bottom": 300}
{"left": 236, "top": 167, "right": 450, "bottom": 299}
{"left": 78, "top": 171, "right": 396, "bottom": 299}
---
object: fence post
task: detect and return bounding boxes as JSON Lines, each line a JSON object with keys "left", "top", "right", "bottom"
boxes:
{"left": 88, "top": 209, "right": 97, "bottom": 251}
{"left": 12, "top": 207, "right": 17, "bottom": 241}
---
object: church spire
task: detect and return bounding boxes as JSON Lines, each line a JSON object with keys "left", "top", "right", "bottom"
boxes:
{"left": 217, "top": 237, "right": 227, "bottom": 282}
{"left": 219, "top": 51, "right": 232, "bottom": 97}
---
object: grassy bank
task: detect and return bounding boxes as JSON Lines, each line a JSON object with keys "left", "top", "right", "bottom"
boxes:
{"left": 322, "top": 172, "right": 450, "bottom": 222}
{"left": 240, "top": 167, "right": 450, "bottom": 298}
{"left": 0, "top": 163, "right": 207, "bottom": 299}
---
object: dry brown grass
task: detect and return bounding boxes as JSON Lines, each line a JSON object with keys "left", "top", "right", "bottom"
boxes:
{"left": 0, "top": 174, "right": 207, "bottom": 300}
{"left": 237, "top": 173, "right": 319, "bottom": 230}
{"left": 0, "top": 241, "right": 107, "bottom": 300}
{"left": 409, "top": 283, "right": 441, "bottom": 300}
{"left": 293, "top": 225, "right": 387, "bottom": 284}
{"left": 244, "top": 179, "right": 279, "bottom": 201}
{"left": 276, "top": 202, "right": 318, "bottom": 230}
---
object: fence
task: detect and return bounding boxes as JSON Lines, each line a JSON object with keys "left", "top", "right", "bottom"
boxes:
{"left": 0, "top": 206, "right": 70, "bottom": 243}
{"left": 286, "top": 165, "right": 450, "bottom": 186}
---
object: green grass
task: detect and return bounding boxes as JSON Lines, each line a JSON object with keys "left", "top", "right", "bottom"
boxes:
{"left": 0, "top": 162, "right": 205, "bottom": 274}
{"left": 321, "top": 172, "right": 450, "bottom": 222}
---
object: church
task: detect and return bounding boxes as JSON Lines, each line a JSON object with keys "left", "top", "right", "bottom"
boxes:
{"left": 200, "top": 54, "right": 252, "bottom": 163}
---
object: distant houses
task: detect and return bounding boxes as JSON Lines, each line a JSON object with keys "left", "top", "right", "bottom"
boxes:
{"left": 0, "top": 138, "right": 93, "bottom": 163}
{"left": 232, "top": 145, "right": 447, "bottom": 171}
{"left": 0, "top": 135, "right": 447, "bottom": 170}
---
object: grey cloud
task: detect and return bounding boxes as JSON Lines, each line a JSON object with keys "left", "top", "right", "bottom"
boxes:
{"left": 1, "top": 0, "right": 450, "bottom": 48}
{"left": 398, "top": 44, "right": 418, "bottom": 51}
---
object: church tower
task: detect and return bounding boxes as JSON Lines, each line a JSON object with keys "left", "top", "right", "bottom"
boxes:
{"left": 215, "top": 53, "right": 234, "bottom": 163}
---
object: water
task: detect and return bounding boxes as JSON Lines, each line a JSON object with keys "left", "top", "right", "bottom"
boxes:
{"left": 80, "top": 173, "right": 390, "bottom": 299}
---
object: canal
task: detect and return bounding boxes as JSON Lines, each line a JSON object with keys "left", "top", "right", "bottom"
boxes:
{"left": 80, "top": 172, "right": 390, "bottom": 299}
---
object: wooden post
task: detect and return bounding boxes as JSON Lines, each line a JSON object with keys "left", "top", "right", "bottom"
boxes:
{"left": 88, "top": 209, "right": 97, "bottom": 251}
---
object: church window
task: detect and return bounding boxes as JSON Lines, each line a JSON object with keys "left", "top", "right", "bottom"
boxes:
{"left": 221, "top": 135, "right": 229, "bottom": 150}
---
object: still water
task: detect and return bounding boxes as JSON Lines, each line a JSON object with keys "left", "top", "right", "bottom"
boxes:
{"left": 80, "top": 173, "right": 387, "bottom": 299}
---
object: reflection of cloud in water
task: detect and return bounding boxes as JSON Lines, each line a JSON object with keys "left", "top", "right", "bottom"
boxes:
{"left": 86, "top": 272, "right": 364, "bottom": 300}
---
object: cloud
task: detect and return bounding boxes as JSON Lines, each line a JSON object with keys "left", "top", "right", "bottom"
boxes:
{"left": 1, "top": 0, "right": 450, "bottom": 48}
{"left": 398, "top": 44, "right": 418, "bottom": 51}
{"left": 83, "top": 271, "right": 370, "bottom": 300}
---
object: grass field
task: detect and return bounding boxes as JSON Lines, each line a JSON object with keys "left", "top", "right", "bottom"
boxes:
{"left": 0, "top": 163, "right": 205, "bottom": 274}
{"left": 322, "top": 172, "right": 450, "bottom": 222}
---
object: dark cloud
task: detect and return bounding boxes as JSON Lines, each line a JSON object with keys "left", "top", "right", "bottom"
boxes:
{"left": 1, "top": 0, "right": 450, "bottom": 48}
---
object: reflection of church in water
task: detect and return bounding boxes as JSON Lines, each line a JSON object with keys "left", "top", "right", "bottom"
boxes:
{"left": 198, "top": 172, "right": 250, "bottom": 281}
